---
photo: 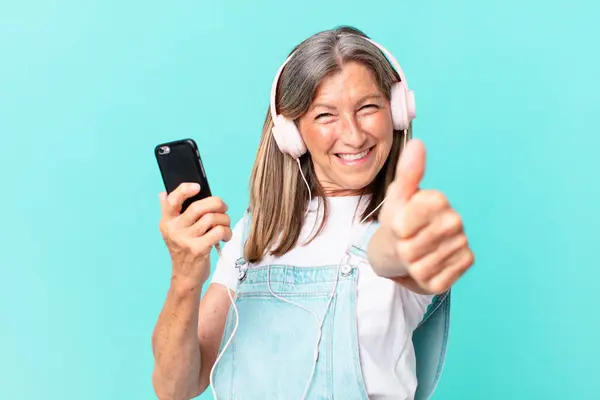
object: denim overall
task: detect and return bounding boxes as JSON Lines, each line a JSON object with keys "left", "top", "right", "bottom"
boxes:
{"left": 211, "top": 212, "right": 451, "bottom": 400}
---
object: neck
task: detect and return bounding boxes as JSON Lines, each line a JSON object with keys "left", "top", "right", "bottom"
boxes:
{"left": 324, "top": 189, "right": 364, "bottom": 197}
{"left": 317, "top": 181, "right": 368, "bottom": 197}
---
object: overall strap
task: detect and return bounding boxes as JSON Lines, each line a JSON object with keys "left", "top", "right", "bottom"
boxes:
{"left": 344, "top": 218, "right": 450, "bottom": 327}
{"left": 418, "top": 289, "right": 450, "bottom": 328}
{"left": 341, "top": 216, "right": 451, "bottom": 400}
{"left": 347, "top": 220, "right": 380, "bottom": 259}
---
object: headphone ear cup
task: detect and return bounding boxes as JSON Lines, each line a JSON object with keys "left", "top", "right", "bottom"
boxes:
{"left": 272, "top": 115, "right": 307, "bottom": 159}
{"left": 406, "top": 89, "right": 416, "bottom": 121}
{"left": 390, "top": 82, "right": 416, "bottom": 131}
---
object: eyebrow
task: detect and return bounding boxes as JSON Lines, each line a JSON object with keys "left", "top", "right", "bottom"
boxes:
{"left": 309, "top": 103, "right": 336, "bottom": 112}
{"left": 309, "top": 93, "right": 384, "bottom": 112}
{"left": 356, "top": 93, "right": 384, "bottom": 104}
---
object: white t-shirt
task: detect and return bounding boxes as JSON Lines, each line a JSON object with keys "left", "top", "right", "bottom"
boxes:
{"left": 211, "top": 195, "right": 434, "bottom": 400}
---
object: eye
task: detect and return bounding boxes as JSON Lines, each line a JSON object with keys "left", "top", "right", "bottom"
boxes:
{"left": 315, "top": 112, "right": 333, "bottom": 120}
{"left": 359, "top": 104, "right": 379, "bottom": 111}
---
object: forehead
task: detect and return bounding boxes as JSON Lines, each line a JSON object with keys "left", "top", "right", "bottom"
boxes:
{"left": 312, "top": 61, "right": 381, "bottom": 102}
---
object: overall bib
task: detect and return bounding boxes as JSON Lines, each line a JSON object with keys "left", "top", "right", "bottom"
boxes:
{"left": 211, "top": 213, "right": 451, "bottom": 400}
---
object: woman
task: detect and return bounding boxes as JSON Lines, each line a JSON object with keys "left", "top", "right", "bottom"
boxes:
{"left": 152, "top": 26, "right": 474, "bottom": 400}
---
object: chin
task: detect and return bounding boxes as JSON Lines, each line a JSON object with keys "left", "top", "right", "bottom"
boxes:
{"left": 338, "top": 174, "right": 377, "bottom": 192}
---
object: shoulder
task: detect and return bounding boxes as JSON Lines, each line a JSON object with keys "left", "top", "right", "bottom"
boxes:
{"left": 209, "top": 212, "right": 249, "bottom": 291}
{"left": 224, "top": 212, "right": 249, "bottom": 258}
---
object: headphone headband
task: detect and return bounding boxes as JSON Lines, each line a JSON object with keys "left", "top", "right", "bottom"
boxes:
{"left": 269, "top": 34, "right": 416, "bottom": 159}
{"left": 269, "top": 36, "right": 409, "bottom": 121}
{"left": 269, "top": 53, "right": 294, "bottom": 121}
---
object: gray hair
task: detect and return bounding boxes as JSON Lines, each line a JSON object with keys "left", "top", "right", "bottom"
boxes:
{"left": 277, "top": 26, "right": 402, "bottom": 120}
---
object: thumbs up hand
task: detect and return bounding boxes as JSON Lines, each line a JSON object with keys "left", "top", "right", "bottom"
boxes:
{"left": 367, "top": 139, "right": 474, "bottom": 294}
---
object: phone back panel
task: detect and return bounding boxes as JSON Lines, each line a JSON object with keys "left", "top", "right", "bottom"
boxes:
{"left": 155, "top": 139, "right": 212, "bottom": 213}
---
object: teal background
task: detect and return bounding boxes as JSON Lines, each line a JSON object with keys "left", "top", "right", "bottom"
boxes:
{"left": 1, "top": 0, "right": 598, "bottom": 398}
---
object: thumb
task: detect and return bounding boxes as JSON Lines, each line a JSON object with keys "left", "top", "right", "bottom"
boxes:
{"left": 392, "top": 139, "right": 426, "bottom": 204}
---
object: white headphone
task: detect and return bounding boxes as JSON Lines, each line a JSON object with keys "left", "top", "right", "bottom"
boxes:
{"left": 269, "top": 37, "right": 417, "bottom": 159}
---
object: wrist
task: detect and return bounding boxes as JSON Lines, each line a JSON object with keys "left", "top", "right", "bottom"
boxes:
{"left": 169, "top": 273, "right": 206, "bottom": 297}
{"left": 367, "top": 227, "right": 409, "bottom": 278}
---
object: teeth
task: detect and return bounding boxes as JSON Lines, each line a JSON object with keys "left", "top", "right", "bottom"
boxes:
{"left": 338, "top": 149, "right": 369, "bottom": 161}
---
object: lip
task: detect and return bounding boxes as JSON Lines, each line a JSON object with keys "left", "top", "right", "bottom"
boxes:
{"left": 334, "top": 146, "right": 375, "bottom": 166}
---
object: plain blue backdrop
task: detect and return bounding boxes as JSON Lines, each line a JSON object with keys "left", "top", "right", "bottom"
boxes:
{"left": 1, "top": 0, "right": 599, "bottom": 398}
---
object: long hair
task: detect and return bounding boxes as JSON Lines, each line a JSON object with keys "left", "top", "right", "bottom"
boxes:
{"left": 245, "top": 25, "right": 412, "bottom": 263}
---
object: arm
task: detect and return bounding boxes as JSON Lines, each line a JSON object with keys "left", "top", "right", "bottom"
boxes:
{"left": 152, "top": 183, "right": 234, "bottom": 400}
{"left": 196, "top": 283, "right": 233, "bottom": 392}
{"left": 151, "top": 277, "right": 204, "bottom": 400}
{"left": 151, "top": 279, "right": 232, "bottom": 400}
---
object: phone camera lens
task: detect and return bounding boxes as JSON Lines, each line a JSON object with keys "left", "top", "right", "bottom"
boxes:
{"left": 158, "top": 146, "right": 170, "bottom": 155}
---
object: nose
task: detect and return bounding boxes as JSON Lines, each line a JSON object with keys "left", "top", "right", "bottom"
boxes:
{"left": 339, "top": 113, "right": 367, "bottom": 149}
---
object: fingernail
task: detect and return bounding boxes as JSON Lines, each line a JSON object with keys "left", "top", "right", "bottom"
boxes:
{"left": 189, "top": 182, "right": 200, "bottom": 191}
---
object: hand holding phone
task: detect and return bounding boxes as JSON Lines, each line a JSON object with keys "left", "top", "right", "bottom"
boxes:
{"left": 155, "top": 139, "right": 231, "bottom": 289}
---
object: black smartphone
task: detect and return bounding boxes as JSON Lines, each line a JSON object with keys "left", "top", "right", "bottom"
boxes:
{"left": 154, "top": 138, "right": 212, "bottom": 213}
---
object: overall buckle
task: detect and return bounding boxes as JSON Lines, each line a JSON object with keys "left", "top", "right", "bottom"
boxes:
{"left": 235, "top": 257, "right": 248, "bottom": 282}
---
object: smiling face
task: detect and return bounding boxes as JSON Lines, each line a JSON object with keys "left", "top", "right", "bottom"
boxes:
{"left": 297, "top": 61, "right": 394, "bottom": 196}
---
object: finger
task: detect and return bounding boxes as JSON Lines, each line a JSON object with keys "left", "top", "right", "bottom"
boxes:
{"left": 163, "top": 183, "right": 201, "bottom": 219}
{"left": 188, "top": 212, "right": 231, "bottom": 237}
{"left": 395, "top": 223, "right": 438, "bottom": 264}
{"left": 392, "top": 138, "right": 426, "bottom": 206}
{"left": 200, "top": 225, "right": 233, "bottom": 247}
{"left": 426, "top": 248, "right": 474, "bottom": 294}
{"left": 395, "top": 210, "right": 462, "bottom": 263}
{"left": 159, "top": 191, "right": 168, "bottom": 209}
{"left": 179, "top": 197, "right": 228, "bottom": 227}
{"left": 185, "top": 225, "right": 233, "bottom": 260}
{"left": 407, "top": 233, "right": 468, "bottom": 282}
{"left": 394, "top": 190, "right": 451, "bottom": 239}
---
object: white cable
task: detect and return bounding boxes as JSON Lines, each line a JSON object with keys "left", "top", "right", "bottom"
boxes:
{"left": 210, "top": 132, "right": 411, "bottom": 397}
{"left": 290, "top": 154, "right": 384, "bottom": 397}
{"left": 300, "top": 261, "right": 342, "bottom": 400}
{"left": 267, "top": 266, "right": 320, "bottom": 321}
{"left": 209, "top": 245, "right": 240, "bottom": 400}
{"left": 296, "top": 158, "right": 311, "bottom": 217}
{"left": 266, "top": 260, "right": 342, "bottom": 400}
{"left": 359, "top": 197, "right": 386, "bottom": 225}
{"left": 356, "top": 129, "right": 411, "bottom": 225}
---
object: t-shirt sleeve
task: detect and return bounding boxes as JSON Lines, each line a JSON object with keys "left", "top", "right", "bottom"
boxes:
{"left": 209, "top": 215, "right": 246, "bottom": 292}
{"left": 399, "top": 289, "right": 436, "bottom": 331}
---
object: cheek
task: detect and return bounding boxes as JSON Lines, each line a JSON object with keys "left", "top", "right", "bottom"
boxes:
{"left": 302, "top": 124, "right": 337, "bottom": 154}
{"left": 362, "top": 111, "right": 394, "bottom": 142}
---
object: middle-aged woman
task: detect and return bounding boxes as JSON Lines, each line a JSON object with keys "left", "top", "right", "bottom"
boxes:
{"left": 152, "top": 25, "right": 474, "bottom": 400}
